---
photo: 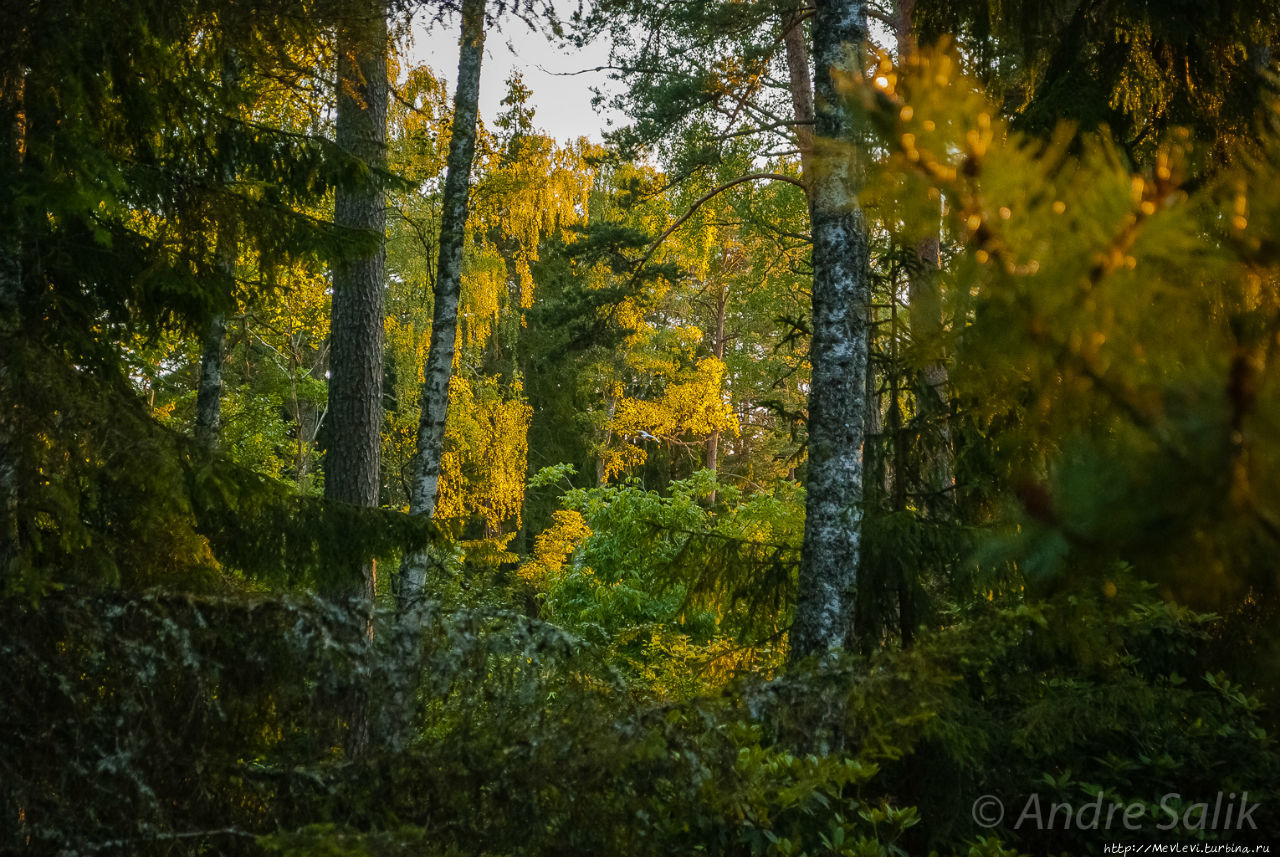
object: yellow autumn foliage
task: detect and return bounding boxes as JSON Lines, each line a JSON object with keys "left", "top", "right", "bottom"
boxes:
{"left": 517, "top": 508, "right": 592, "bottom": 587}
{"left": 602, "top": 357, "right": 738, "bottom": 480}
{"left": 434, "top": 375, "right": 533, "bottom": 536}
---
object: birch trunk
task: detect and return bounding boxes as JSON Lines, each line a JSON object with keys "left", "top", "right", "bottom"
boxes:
{"left": 399, "top": 0, "right": 487, "bottom": 606}
{"left": 195, "top": 51, "right": 240, "bottom": 452}
{"left": 194, "top": 311, "right": 227, "bottom": 451}
{"left": 326, "top": 1, "right": 388, "bottom": 603}
{"left": 790, "top": 0, "right": 871, "bottom": 662}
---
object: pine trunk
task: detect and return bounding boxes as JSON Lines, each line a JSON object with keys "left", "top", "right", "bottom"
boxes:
{"left": 326, "top": 1, "right": 389, "bottom": 602}
{"left": 399, "top": 0, "right": 487, "bottom": 606}
{"left": 791, "top": 0, "right": 871, "bottom": 662}
{"left": 781, "top": 6, "right": 816, "bottom": 193}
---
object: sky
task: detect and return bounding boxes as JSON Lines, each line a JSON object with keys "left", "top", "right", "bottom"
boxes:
{"left": 406, "top": 7, "right": 622, "bottom": 145}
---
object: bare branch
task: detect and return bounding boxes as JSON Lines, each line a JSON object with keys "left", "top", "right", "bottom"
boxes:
{"left": 635, "top": 173, "right": 807, "bottom": 273}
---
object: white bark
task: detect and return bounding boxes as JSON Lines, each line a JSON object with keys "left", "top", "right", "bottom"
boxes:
{"left": 195, "top": 50, "right": 240, "bottom": 452}
{"left": 791, "top": 0, "right": 871, "bottom": 662}
{"left": 399, "top": 0, "right": 487, "bottom": 606}
{"left": 194, "top": 311, "right": 226, "bottom": 450}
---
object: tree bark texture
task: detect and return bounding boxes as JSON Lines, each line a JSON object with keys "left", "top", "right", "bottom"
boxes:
{"left": 399, "top": 0, "right": 487, "bottom": 605}
{"left": 791, "top": 0, "right": 871, "bottom": 662}
{"left": 895, "top": 3, "right": 954, "bottom": 521}
{"left": 0, "top": 63, "right": 25, "bottom": 579}
{"left": 194, "top": 311, "right": 227, "bottom": 450}
{"left": 326, "top": 1, "right": 389, "bottom": 601}
{"left": 194, "top": 50, "right": 241, "bottom": 452}
{"left": 781, "top": 5, "right": 816, "bottom": 195}
{"left": 907, "top": 232, "right": 954, "bottom": 519}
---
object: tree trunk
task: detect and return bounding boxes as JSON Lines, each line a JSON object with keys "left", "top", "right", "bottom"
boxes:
{"left": 855, "top": 329, "right": 885, "bottom": 654}
{"left": 326, "top": 0, "right": 389, "bottom": 603}
{"left": 194, "top": 51, "right": 240, "bottom": 452}
{"left": 399, "top": 0, "right": 487, "bottom": 606}
{"left": 781, "top": 5, "right": 816, "bottom": 194}
{"left": 705, "top": 282, "right": 728, "bottom": 502}
{"left": 194, "top": 311, "right": 227, "bottom": 450}
{"left": 293, "top": 335, "right": 328, "bottom": 492}
{"left": 895, "top": 0, "right": 954, "bottom": 521}
{"left": 887, "top": 297, "right": 915, "bottom": 647}
{"left": 595, "top": 390, "right": 617, "bottom": 486}
{"left": 0, "top": 65, "right": 23, "bottom": 579}
{"left": 791, "top": 0, "right": 871, "bottom": 662}
{"left": 908, "top": 232, "right": 954, "bottom": 520}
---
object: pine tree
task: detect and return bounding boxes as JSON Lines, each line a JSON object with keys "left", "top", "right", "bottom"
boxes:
{"left": 326, "top": 0, "right": 390, "bottom": 600}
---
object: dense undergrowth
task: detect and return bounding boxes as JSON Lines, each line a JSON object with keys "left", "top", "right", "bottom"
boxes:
{"left": 4, "top": 576, "right": 1276, "bottom": 856}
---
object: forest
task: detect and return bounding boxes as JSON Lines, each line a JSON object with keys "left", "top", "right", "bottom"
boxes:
{"left": 3, "top": 0, "right": 1280, "bottom": 854}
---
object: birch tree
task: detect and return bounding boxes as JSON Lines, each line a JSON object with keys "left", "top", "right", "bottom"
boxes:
{"left": 789, "top": 0, "right": 871, "bottom": 661}
{"left": 399, "top": 0, "right": 487, "bottom": 605}
{"left": 194, "top": 50, "right": 241, "bottom": 452}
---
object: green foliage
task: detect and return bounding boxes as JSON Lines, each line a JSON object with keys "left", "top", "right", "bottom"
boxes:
{"left": 8, "top": 4, "right": 1280, "bottom": 856}
{"left": 915, "top": 0, "right": 1280, "bottom": 165}
{"left": 8, "top": 574, "right": 1277, "bottom": 855}
{"left": 864, "top": 48, "right": 1280, "bottom": 620}
{"left": 528, "top": 471, "right": 801, "bottom": 686}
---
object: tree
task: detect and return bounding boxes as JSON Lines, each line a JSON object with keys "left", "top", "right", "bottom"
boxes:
{"left": 193, "top": 49, "right": 241, "bottom": 452}
{"left": 893, "top": 0, "right": 954, "bottom": 524}
{"left": 326, "top": 0, "right": 390, "bottom": 600}
{"left": 0, "top": 20, "right": 25, "bottom": 578}
{"left": 789, "top": 0, "right": 873, "bottom": 661}
{"left": 400, "top": 0, "right": 488, "bottom": 605}
{"left": 913, "top": 0, "right": 1280, "bottom": 167}
{"left": 0, "top": 0, "right": 351, "bottom": 590}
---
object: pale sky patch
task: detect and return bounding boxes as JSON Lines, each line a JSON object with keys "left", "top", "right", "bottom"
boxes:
{"left": 407, "top": 5, "right": 622, "bottom": 144}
